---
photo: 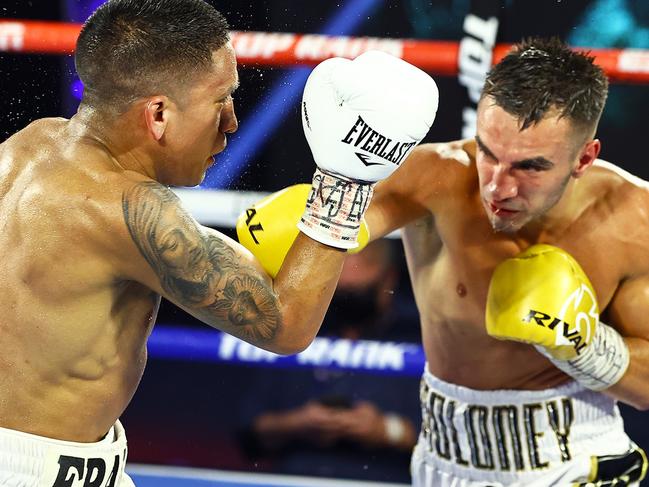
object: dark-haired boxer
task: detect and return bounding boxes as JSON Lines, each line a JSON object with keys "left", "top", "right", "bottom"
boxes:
{"left": 0, "top": 0, "right": 438, "bottom": 484}
{"left": 243, "top": 38, "right": 648, "bottom": 486}
{"left": 367, "top": 38, "right": 648, "bottom": 486}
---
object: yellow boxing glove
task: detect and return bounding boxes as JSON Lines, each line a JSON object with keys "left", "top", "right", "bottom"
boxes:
{"left": 486, "top": 244, "right": 629, "bottom": 390}
{"left": 236, "top": 184, "right": 370, "bottom": 278}
{"left": 486, "top": 244, "right": 597, "bottom": 361}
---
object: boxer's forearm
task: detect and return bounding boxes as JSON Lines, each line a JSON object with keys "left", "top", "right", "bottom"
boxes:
{"left": 271, "top": 232, "right": 345, "bottom": 354}
{"left": 184, "top": 231, "right": 343, "bottom": 355}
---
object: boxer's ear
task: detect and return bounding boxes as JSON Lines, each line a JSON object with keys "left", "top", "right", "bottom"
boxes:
{"left": 144, "top": 97, "right": 169, "bottom": 141}
{"left": 572, "top": 139, "right": 600, "bottom": 178}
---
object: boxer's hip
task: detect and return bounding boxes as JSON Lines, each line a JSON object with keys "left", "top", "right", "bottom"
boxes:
{"left": 0, "top": 420, "right": 131, "bottom": 487}
{"left": 411, "top": 365, "right": 645, "bottom": 486}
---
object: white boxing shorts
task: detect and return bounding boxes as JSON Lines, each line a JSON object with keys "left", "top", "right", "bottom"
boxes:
{"left": 0, "top": 420, "right": 134, "bottom": 487}
{"left": 412, "top": 366, "right": 647, "bottom": 486}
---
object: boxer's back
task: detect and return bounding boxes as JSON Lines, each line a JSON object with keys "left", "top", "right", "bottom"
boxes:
{"left": 0, "top": 118, "right": 157, "bottom": 442}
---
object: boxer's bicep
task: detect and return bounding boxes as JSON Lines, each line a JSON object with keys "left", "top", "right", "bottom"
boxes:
{"left": 606, "top": 274, "right": 649, "bottom": 341}
{"left": 601, "top": 274, "right": 649, "bottom": 407}
{"left": 120, "top": 181, "right": 282, "bottom": 346}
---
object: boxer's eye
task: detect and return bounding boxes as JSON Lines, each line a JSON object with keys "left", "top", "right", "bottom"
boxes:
{"left": 521, "top": 162, "right": 551, "bottom": 172}
{"left": 514, "top": 158, "right": 554, "bottom": 172}
{"left": 518, "top": 163, "right": 544, "bottom": 171}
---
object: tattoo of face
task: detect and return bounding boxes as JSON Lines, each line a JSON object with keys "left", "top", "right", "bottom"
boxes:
{"left": 122, "top": 182, "right": 281, "bottom": 342}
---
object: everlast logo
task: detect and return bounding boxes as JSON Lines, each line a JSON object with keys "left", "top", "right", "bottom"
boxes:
{"left": 341, "top": 115, "right": 416, "bottom": 167}
{"left": 523, "top": 310, "right": 587, "bottom": 355}
{"left": 50, "top": 452, "right": 124, "bottom": 487}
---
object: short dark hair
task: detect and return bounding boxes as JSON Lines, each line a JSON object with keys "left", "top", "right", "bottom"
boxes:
{"left": 482, "top": 37, "right": 609, "bottom": 134}
{"left": 75, "top": 0, "right": 230, "bottom": 111}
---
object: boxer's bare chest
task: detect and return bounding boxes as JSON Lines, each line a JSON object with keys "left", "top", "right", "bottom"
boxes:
{"left": 401, "top": 193, "right": 626, "bottom": 388}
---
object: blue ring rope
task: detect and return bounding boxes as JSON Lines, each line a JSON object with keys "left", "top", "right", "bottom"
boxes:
{"left": 149, "top": 325, "right": 425, "bottom": 377}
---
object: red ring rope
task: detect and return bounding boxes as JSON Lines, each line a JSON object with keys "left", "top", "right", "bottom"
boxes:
{"left": 2, "top": 19, "right": 649, "bottom": 83}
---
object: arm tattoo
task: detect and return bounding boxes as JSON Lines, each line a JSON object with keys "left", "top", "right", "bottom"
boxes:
{"left": 122, "top": 181, "right": 281, "bottom": 343}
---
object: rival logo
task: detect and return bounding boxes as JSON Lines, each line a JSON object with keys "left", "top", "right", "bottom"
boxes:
{"left": 341, "top": 115, "right": 416, "bottom": 167}
{"left": 522, "top": 310, "right": 588, "bottom": 355}
{"left": 244, "top": 207, "right": 263, "bottom": 244}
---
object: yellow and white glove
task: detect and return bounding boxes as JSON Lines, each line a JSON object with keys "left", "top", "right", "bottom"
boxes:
{"left": 486, "top": 244, "right": 629, "bottom": 391}
{"left": 298, "top": 50, "right": 438, "bottom": 249}
{"left": 236, "top": 184, "right": 369, "bottom": 278}
{"left": 238, "top": 53, "right": 436, "bottom": 274}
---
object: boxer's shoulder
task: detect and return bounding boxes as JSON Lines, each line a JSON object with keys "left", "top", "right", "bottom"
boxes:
{"left": 399, "top": 139, "right": 475, "bottom": 187}
{"left": 19, "top": 116, "right": 68, "bottom": 135}
{"left": 407, "top": 139, "right": 473, "bottom": 166}
{"left": 373, "top": 139, "right": 477, "bottom": 220}
{"left": 590, "top": 157, "right": 644, "bottom": 183}
{"left": 590, "top": 159, "right": 649, "bottom": 216}
{"left": 432, "top": 139, "right": 475, "bottom": 167}
{"left": 426, "top": 139, "right": 479, "bottom": 199}
{"left": 579, "top": 159, "right": 649, "bottom": 271}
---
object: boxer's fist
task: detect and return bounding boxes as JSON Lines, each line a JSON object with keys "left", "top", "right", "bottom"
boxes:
{"left": 486, "top": 244, "right": 598, "bottom": 361}
{"left": 236, "top": 185, "right": 370, "bottom": 278}
{"left": 301, "top": 51, "right": 439, "bottom": 183}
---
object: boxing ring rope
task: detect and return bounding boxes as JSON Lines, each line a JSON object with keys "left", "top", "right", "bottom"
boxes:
{"left": 128, "top": 464, "right": 410, "bottom": 487}
{"left": 3, "top": 19, "right": 649, "bottom": 82}
{"left": 151, "top": 325, "right": 425, "bottom": 376}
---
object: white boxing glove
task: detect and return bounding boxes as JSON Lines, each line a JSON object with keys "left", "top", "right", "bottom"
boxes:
{"left": 302, "top": 50, "right": 439, "bottom": 182}
{"left": 298, "top": 51, "right": 439, "bottom": 249}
